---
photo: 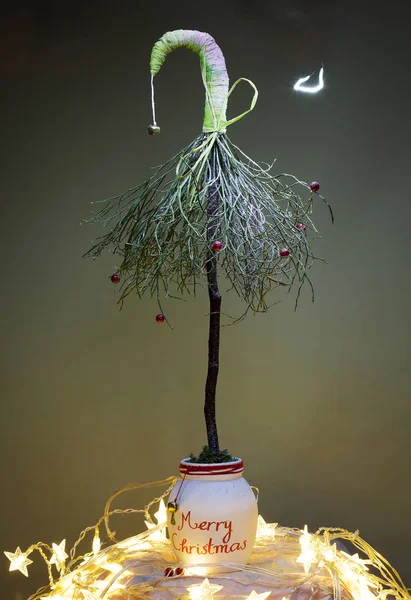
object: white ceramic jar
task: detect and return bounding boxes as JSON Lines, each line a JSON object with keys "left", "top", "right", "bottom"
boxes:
{"left": 167, "top": 458, "right": 258, "bottom": 573}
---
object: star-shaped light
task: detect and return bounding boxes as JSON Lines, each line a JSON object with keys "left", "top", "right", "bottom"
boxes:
{"left": 340, "top": 551, "right": 372, "bottom": 571}
{"left": 154, "top": 499, "right": 168, "bottom": 526}
{"left": 336, "top": 558, "right": 378, "bottom": 600}
{"left": 144, "top": 499, "right": 168, "bottom": 541}
{"left": 245, "top": 591, "right": 272, "bottom": 599}
{"left": 49, "top": 539, "right": 68, "bottom": 572}
{"left": 296, "top": 525, "right": 318, "bottom": 574}
{"left": 320, "top": 541, "right": 337, "bottom": 564}
{"left": 256, "top": 515, "right": 277, "bottom": 540}
{"left": 4, "top": 547, "right": 33, "bottom": 577}
{"left": 187, "top": 578, "right": 224, "bottom": 600}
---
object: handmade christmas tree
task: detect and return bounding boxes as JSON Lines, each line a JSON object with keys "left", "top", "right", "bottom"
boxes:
{"left": 83, "top": 29, "right": 333, "bottom": 459}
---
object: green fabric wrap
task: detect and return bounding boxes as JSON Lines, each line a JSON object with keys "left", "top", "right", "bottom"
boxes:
{"left": 150, "top": 29, "right": 229, "bottom": 133}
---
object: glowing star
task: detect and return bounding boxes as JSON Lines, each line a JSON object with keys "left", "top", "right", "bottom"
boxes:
{"left": 245, "top": 592, "right": 272, "bottom": 600}
{"left": 49, "top": 539, "right": 69, "bottom": 572}
{"left": 293, "top": 67, "right": 324, "bottom": 93}
{"left": 256, "top": 515, "right": 277, "bottom": 540}
{"left": 320, "top": 541, "right": 338, "bottom": 564}
{"left": 337, "top": 558, "right": 378, "bottom": 600}
{"left": 144, "top": 499, "right": 168, "bottom": 541}
{"left": 341, "top": 551, "right": 372, "bottom": 570}
{"left": 154, "top": 499, "right": 168, "bottom": 526}
{"left": 296, "top": 525, "right": 318, "bottom": 573}
{"left": 4, "top": 547, "right": 33, "bottom": 577}
{"left": 187, "top": 578, "right": 224, "bottom": 600}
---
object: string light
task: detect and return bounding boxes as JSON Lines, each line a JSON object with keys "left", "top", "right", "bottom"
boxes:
{"left": 93, "top": 557, "right": 123, "bottom": 574}
{"left": 256, "top": 515, "right": 277, "bottom": 540}
{"left": 154, "top": 499, "right": 168, "bottom": 529}
{"left": 144, "top": 498, "right": 168, "bottom": 541}
{"left": 4, "top": 546, "right": 33, "bottom": 577}
{"left": 296, "top": 525, "right": 318, "bottom": 573}
{"left": 117, "top": 536, "right": 152, "bottom": 552}
{"left": 4, "top": 480, "right": 411, "bottom": 600}
{"left": 320, "top": 541, "right": 337, "bottom": 564}
{"left": 49, "top": 540, "right": 68, "bottom": 572}
{"left": 92, "top": 529, "right": 101, "bottom": 555}
{"left": 187, "top": 578, "right": 224, "bottom": 600}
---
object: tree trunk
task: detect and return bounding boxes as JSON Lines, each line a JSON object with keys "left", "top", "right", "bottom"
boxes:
{"left": 204, "top": 154, "right": 221, "bottom": 453}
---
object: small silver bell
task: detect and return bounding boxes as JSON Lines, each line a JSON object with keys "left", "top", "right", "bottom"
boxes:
{"left": 167, "top": 500, "right": 178, "bottom": 525}
{"left": 148, "top": 124, "right": 160, "bottom": 136}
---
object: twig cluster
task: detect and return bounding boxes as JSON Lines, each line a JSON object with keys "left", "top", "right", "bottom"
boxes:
{"left": 83, "top": 132, "right": 333, "bottom": 321}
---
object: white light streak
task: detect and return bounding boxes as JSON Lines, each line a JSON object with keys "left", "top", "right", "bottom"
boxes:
{"left": 294, "top": 68, "right": 324, "bottom": 93}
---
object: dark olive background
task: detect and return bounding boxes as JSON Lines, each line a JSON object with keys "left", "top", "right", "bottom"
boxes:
{"left": 1, "top": 1, "right": 411, "bottom": 598}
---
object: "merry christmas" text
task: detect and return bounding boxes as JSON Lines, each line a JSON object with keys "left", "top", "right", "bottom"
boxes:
{"left": 172, "top": 511, "right": 247, "bottom": 555}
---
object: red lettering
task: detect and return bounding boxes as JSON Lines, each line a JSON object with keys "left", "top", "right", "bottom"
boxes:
{"left": 204, "top": 538, "right": 214, "bottom": 554}
{"left": 177, "top": 511, "right": 192, "bottom": 531}
{"left": 229, "top": 542, "right": 241, "bottom": 552}
{"left": 171, "top": 532, "right": 181, "bottom": 551}
{"left": 172, "top": 532, "right": 247, "bottom": 555}
{"left": 176, "top": 512, "right": 233, "bottom": 543}
{"left": 214, "top": 544, "right": 228, "bottom": 554}
{"left": 222, "top": 523, "right": 232, "bottom": 544}
{"left": 180, "top": 538, "right": 190, "bottom": 554}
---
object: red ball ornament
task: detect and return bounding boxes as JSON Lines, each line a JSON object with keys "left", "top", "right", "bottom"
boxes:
{"left": 211, "top": 240, "right": 223, "bottom": 252}
{"left": 110, "top": 273, "right": 120, "bottom": 284}
{"left": 296, "top": 223, "right": 307, "bottom": 232}
{"left": 164, "top": 567, "right": 174, "bottom": 577}
{"left": 280, "top": 248, "right": 290, "bottom": 257}
{"left": 156, "top": 313, "right": 166, "bottom": 323}
{"left": 310, "top": 181, "right": 320, "bottom": 193}
{"left": 174, "top": 567, "right": 184, "bottom": 576}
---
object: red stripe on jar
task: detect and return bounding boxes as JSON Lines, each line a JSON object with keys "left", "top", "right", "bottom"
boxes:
{"left": 179, "top": 459, "right": 244, "bottom": 476}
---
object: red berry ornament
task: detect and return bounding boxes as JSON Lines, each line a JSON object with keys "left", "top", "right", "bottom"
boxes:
{"left": 280, "top": 248, "right": 290, "bottom": 257}
{"left": 174, "top": 567, "right": 184, "bottom": 576}
{"left": 156, "top": 313, "right": 166, "bottom": 323}
{"left": 110, "top": 273, "right": 120, "bottom": 284}
{"left": 296, "top": 223, "right": 307, "bottom": 232}
{"left": 310, "top": 181, "right": 320, "bottom": 193}
{"left": 211, "top": 240, "right": 223, "bottom": 252}
{"left": 164, "top": 567, "right": 174, "bottom": 577}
